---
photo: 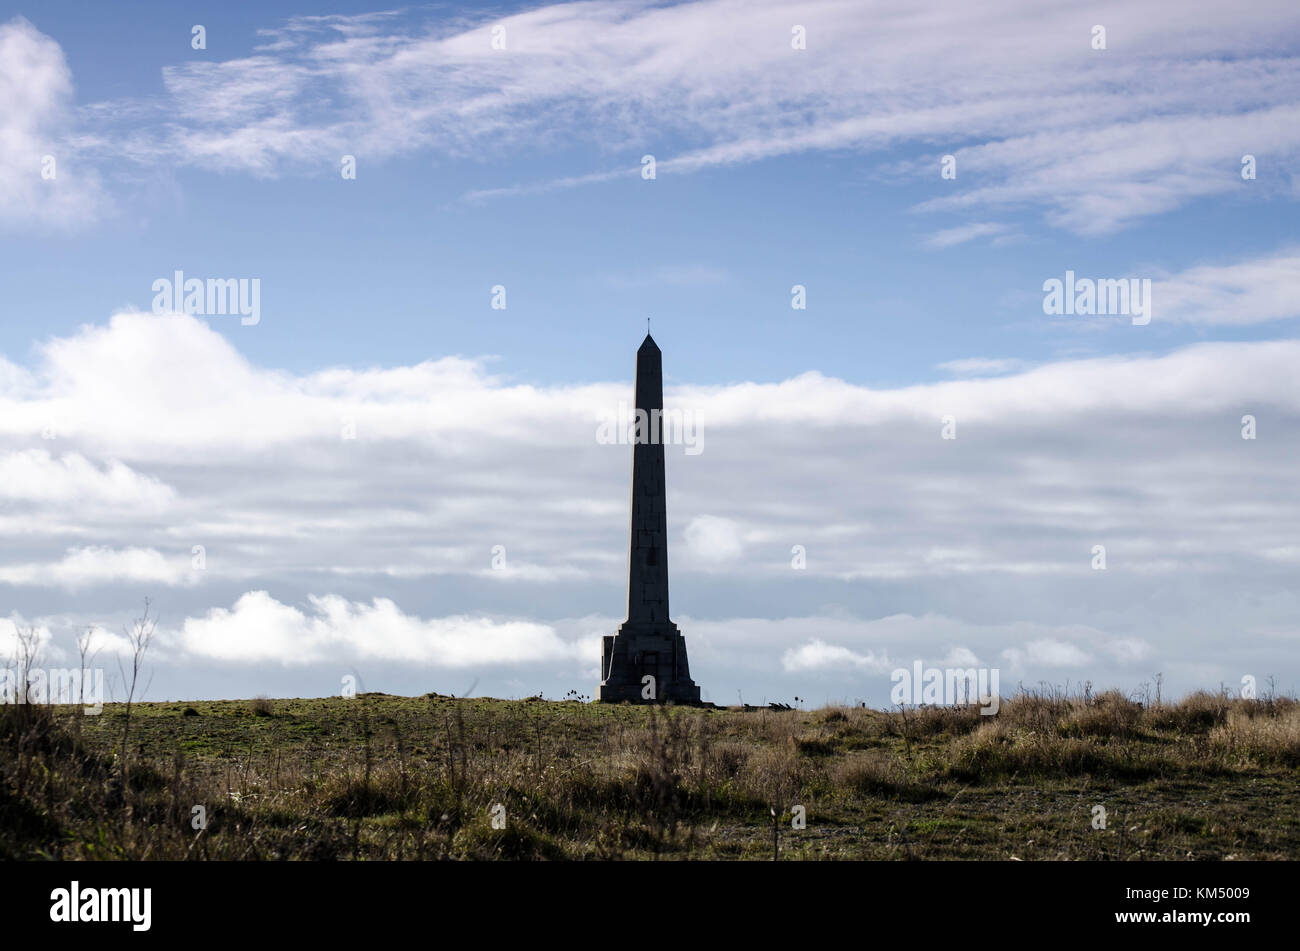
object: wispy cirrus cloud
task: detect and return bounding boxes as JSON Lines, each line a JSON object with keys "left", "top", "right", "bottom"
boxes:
{"left": 1153, "top": 248, "right": 1300, "bottom": 326}
{"left": 8, "top": 0, "right": 1300, "bottom": 232}
{"left": 935, "top": 357, "right": 1027, "bottom": 376}
{"left": 925, "top": 222, "right": 1014, "bottom": 248}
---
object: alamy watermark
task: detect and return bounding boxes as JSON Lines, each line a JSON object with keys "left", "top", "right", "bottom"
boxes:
{"left": 596, "top": 402, "right": 703, "bottom": 455}
{"left": 890, "top": 661, "right": 1000, "bottom": 715}
{"left": 1042, "top": 270, "right": 1150, "bottom": 325}
{"left": 50, "top": 881, "right": 151, "bottom": 931}
{"left": 152, "top": 271, "right": 260, "bottom": 326}
{"left": 2, "top": 666, "right": 104, "bottom": 714}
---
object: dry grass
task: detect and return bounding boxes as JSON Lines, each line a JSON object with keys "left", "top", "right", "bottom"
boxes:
{"left": 1210, "top": 704, "right": 1300, "bottom": 767}
{"left": 2, "top": 686, "right": 1298, "bottom": 860}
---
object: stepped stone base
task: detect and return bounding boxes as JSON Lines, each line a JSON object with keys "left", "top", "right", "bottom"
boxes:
{"left": 597, "top": 622, "right": 701, "bottom": 704}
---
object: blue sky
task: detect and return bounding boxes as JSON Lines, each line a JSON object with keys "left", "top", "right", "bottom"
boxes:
{"left": 2, "top": 0, "right": 1300, "bottom": 706}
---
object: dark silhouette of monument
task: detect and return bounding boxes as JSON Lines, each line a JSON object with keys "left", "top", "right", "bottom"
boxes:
{"left": 598, "top": 334, "right": 702, "bottom": 703}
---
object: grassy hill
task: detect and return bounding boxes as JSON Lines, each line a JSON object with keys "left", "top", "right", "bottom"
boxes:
{"left": 3, "top": 689, "right": 1298, "bottom": 860}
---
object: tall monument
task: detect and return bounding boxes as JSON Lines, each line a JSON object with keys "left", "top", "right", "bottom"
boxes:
{"left": 598, "top": 334, "right": 702, "bottom": 703}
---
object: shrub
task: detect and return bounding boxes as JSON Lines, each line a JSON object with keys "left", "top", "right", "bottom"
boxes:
{"left": 1059, "top": 690, "right": 1142, "bottom": 738}
{"left": 831, "top": 751, "right": 937, "bottom": 802}
{"left": 1209, "top": 707, "right": 1300, "bottom": 767}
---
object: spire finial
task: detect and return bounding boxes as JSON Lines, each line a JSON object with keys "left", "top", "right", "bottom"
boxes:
{"left": 647, "top": 316, "right": 650, "bottom": 336}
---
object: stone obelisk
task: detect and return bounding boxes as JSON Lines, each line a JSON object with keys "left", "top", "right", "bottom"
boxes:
{"left": 598, "top": 334, "right": 701, "bottom": 703}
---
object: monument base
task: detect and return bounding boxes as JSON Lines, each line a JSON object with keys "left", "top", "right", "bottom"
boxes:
{"left": 597, "top": 621, "right": 701, "bottom": 704}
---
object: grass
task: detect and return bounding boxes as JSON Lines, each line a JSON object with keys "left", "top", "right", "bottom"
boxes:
{"left": 1, "top": 687, "right": 1298, "bottom": 860}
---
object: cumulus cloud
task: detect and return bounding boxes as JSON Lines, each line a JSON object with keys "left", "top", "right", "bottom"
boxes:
{"left": 0, "top": 309, "right": 1295, "bottom": 700}
{"left": 0, "top": 449, "right": 174, "bottom": 507}
{"left": 939, "top": 647, "right": 983, "bottom": 668}
{"left": 0, "top": 17, "right": 105, "bottom": 228}
{"left": 173, "top": 590, "right": 592, "bottom": 667}
{"left": 80, "top": 624, "right": 137, "bottom": 659}
{"left": 0, "top": 547, "right": 191, "bottom": 589}
{"left": 781, "top": 639, "right": 892, "bottom": 673}
{"left": 0, "top": 615, "right": 52, "bottom": 664}
{"left": 4, "top": 308, "right": 1300, "bottom": 592}
{"left": 1003, "top": 639, "right": 1093, "bottom": 671}
{"left": 682, "top": 515, "right": 745, "bottom": 564}
{"left": 691, "top": 615, "right": 1156, "bottom": 681}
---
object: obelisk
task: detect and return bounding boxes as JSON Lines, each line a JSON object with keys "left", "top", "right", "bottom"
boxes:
{"left": 597, "top": 334, "right": 701, "bottom": 703}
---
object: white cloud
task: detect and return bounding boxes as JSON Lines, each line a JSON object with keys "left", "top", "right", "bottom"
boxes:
{"left": 682, "top": 515, "right": 745, "bottom": 564}
{"left": 693, "top": 614, "right": 1139, "bottom": 681}
{"left": 936, "top": 357, "right": 1027, "bottom": 376}
{"left": 1154, "top": 249, "right": 1300, "bottom": 325}
{"left": 19, "top": 0, "right": 1299, "bottom": 233}
{"left": 925, "top": 222, "right": 1011, "bottom": 248}
{"left": 2, "top": 308, "right": 1299, "bottom": 592}
{"left": 81, "top": 624, "right": 137, "bottom": 659}
{"left": 0, "top": 309, "right": 1297, "bottom": 699}
{"left": 0, "top": 449, "right": 174, "bottom": 507}
{"left": 173, "top": 590, "right": 592, "bottom": 667}
{"left": 1003, "top": 639, "right": 1093, "bottom": 671}
{"left": 939, "top": 647, "right": 983, "bottom": 668}
{"left": 0, "top": 18, "right": 106, "bottom": 229}
{"left": 0, "top": 615, "right": 52, "bottom": 664}
{"left": 781, "top": 639, "right": 892, "bottom": 674}
{"left": 1102, "top": 638, "right": 1153, "bottom": 664}
{"left": 0, "top": 547, "right": 190, "bottom": 589}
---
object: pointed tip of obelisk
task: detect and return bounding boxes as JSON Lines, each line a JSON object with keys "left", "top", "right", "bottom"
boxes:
{"left": 639, "top": 333, "right": 660, "bottom": 353}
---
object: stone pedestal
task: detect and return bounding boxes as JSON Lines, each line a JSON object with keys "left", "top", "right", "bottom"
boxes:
{"left": 599, "top": 622, "right": 701, "bottom": 703}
